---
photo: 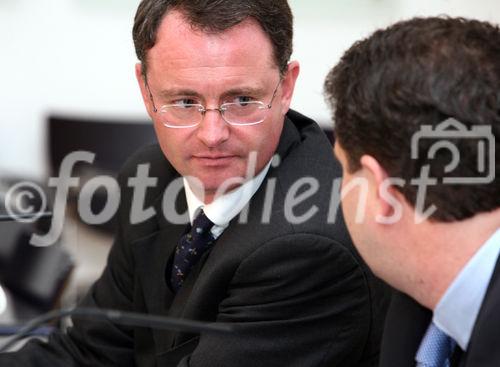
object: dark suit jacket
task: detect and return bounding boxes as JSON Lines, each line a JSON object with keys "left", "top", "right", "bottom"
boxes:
{"left": 2, "top": 110, "right": 389, "bottom": 366}
{"left": 380, "top": 256, "right": 500, "bottom": 367}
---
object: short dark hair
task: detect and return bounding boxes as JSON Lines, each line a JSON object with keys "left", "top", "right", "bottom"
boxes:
{"left": 325, "top": 17, "right": 500, "bottom": 222}
{"left": 133, "top": 0, "right": 293, "bottom": 76}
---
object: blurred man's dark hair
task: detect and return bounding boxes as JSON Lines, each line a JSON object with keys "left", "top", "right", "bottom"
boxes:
{"left": 325, "top": 16, "right": 500, "bottom": 221}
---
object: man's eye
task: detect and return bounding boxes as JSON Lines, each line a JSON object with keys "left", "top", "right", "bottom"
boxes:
{"left": 173, "top": 99, "right": 198, "bottom": 107}
{"left": 233, "top": 96, "right": 254, "bottom": 106}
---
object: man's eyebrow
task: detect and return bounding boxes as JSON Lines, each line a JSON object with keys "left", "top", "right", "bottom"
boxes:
{"left": 222, "top": 86, "right": 267, "bottom": 97}
{"left": 158, "top": 88, "right": 201, "bottom": 99}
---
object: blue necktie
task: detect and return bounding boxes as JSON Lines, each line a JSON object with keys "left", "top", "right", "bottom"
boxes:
{"left": 416, "top": 322, "right": 457, "bottom": 367}
{"left": 170, "top": 210, "right": 215, "bottom": 292}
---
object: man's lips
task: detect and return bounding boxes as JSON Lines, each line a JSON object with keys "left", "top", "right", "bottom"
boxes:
{"left": 191, "top": 154, "right": 238, "bottom": 166}
{"left": 193, "top": 154, "right": 235, "bottom": 159}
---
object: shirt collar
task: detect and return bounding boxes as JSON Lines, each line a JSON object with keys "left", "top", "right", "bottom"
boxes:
{"left": 183, "top": 159, "right": 272, "bottom": 239}
{"left": 433, "top": 228, "right": 500, "bottom": 350}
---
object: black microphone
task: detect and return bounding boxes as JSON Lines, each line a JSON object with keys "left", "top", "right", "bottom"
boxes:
{"left": 0, "top": 307, "right": 234, "bottom": 353}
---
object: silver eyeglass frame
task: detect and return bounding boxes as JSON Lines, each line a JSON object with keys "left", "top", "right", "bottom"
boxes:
{"left": 145, "top": 78, "right": 282, "bottom": 128}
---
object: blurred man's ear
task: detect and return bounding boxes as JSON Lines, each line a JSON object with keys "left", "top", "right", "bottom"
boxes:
{"left": 135, "top": 63, "right": 154, "bottom": 118}
{"left": 360, "top": 155, "right": 404, "bottom": 223}
{"left": 279, "top": 61, "right": 300, "bottom": 115}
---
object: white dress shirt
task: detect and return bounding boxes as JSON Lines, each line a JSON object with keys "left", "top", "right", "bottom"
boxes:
{"left": 183, "top": 160, "right": 272, "bottom": 239}
{"left": 433, "top": 228, "right": 500, "bottom": 350}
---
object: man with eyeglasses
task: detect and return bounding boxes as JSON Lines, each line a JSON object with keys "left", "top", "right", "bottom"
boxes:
{"left": 0, "top": 1, "right": 389, "bottom": 366}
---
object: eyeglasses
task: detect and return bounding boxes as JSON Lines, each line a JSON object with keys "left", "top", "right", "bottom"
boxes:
{"left": 146, "top": 79, "right": 282, "bottom": 128}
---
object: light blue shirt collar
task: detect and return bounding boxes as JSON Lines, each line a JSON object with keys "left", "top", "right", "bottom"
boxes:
{"left": 183, "top": 160, "right": 272, "bottom": 239}
{"left": 433, "top": 228, "right": 500, "bottom": 350}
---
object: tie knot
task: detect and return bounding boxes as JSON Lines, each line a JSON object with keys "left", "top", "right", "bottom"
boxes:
{"left": 192, "top": 210, "right": 214, "bottom": 235}
{"left": 416, "top": 322, "right": 456, "bottom": 367}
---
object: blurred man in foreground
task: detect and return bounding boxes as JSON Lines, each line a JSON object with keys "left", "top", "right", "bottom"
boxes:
{"left": 0, "top": 0, "right": 388, "bottom": 366}
{"left": 325, "top": 17, "right": 500, "bottom": 367}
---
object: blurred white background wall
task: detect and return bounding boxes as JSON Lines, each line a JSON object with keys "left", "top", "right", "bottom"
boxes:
{"left": 1, "top": 0, "right": 499, "bottom": 179}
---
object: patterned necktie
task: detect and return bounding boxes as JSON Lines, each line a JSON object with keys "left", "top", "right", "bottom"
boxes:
{"left": 170, "top": 210, "right": 216, "bottom": 292}
{"left": 416, "top": 322, "right": 457, "bottom": 367}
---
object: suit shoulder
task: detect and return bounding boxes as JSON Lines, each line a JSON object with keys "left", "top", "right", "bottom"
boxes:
{"left": 278, "top": 111, "right": 341, "bottom": 189}
{"left": 116, "top": 144, "right": 179, "bottom": 196}
{"left": 119, "top": 144, "right": 168, "bottom": 178}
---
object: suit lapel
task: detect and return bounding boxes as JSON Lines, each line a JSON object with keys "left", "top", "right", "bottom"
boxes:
{"left": 274, "top": 112, "right": 302, "bottom": 161}
{"left": 132, "top": 185, "right": 190, "bottom": 353}
{"left": 459, "top": 255, "right": 500, "bottom": 366}
{"left": 380, "top": 291, "right": 432, "bottom": 367}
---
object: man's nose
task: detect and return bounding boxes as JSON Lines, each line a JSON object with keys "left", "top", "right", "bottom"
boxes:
{"left": 196, "top": 108, "right": 230, "bottom": 148}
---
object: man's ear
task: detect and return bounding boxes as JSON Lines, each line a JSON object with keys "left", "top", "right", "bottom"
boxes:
{"left": 279, "top": 61, "right": 300, "bottom": 115}
{"left": 135, "top": 63, "right": 154, "bottom": 117}
{"left": 360, "top": 155, "right": 404, "bottom": 223}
